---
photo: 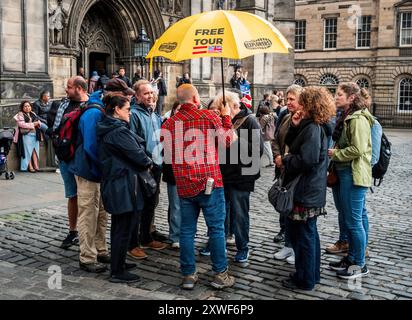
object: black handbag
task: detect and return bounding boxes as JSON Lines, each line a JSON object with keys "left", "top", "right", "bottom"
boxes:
{"left": 268, "top": 173, "right": 301, "bottom": 215}
{"left": 138, "top": 169, "right": 157, "bottom": 198}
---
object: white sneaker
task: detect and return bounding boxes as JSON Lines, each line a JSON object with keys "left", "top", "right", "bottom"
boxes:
{"left": 286, "top": 253, "right": 295, "bottom": 265}
{"left": 171, "top": 242, "right": 180, "bottom": 249}
{"left": 274, "top": 247, "right": 294, "bottom": 260}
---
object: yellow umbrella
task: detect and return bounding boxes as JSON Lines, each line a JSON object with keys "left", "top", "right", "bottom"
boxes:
{"left": 146, "top": 10, "right": 292, "bottom": 103}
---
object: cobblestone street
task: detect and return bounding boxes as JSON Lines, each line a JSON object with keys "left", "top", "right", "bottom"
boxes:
{"left": 0, "top": 129, "right": 411, "bottom": 300}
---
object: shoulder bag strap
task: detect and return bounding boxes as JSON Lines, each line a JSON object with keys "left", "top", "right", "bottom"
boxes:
{"left": 233, "top": 115, "right": 251, "bottom": 130}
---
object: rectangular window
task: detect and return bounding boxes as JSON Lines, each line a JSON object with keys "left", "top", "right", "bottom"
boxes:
{"left": 324, "top": 18, "right": 337, "bottom": 49}
{"left": 357, "top": 16, "right": 372, "bottom": 48}
{"left": 191, "top": 59, "right": 201, "bottom": 80}
{"left": 202, "top": 57, "right": 212, "bottom": 80}
{"left": 400, "top": 12, "right": 412, "bottom": 46}
{"left": 295, "top": 20, "right": 306, "bottom": 50}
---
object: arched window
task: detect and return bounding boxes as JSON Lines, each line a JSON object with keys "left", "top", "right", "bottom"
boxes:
{"left": 293, "top": 77, "right": 306, "bottom": 87}
{"left": 319, "top": 74, "right": 339, "bottom": 86}
{"left": 398, "top": 77, "right": 412, "bottom": 112}
{"left": 319, "top": 73, "right": 339, "bottom": 94}
{"left": 356, "top": 77, "right": 370, "bottom": 89}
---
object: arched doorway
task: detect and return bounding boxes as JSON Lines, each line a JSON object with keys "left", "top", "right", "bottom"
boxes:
{"left": 67, "top": 0, "right": 165, "bottom": 79}
{"left": 89, "top": 52, "right": 110, "bottom": 76}
{"left": 78, "top": 3, "right": 118, "bottom": 78}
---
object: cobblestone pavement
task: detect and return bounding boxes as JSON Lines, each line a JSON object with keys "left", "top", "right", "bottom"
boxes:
{"left": 0, "top": 129, "right": 411, "bottom": 300}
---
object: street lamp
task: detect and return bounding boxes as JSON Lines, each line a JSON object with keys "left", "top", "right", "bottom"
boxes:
{"left": 133, "top": 28, "right": 151, "bottom": 78}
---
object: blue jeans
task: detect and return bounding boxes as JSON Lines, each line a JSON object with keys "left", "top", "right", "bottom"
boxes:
{"left": 335, "top": 167, "right": 369, "bottom": 266}
{"left": 333, "top": 182, "right": 369, "bottom": 246}
{"left": 59, "top": 161, "right": 77, "bottom": 198}
{"left": 224, "top": 185, "right": 250, "bottom": 254}
{"left": 288, "top": 217, "right": 320, "bottom": 290}
{"left": 179, "top": 188, "right": 227, "bottom": 276}
{"left": 167, "top": 183, "right": 181, "bottom": 243}
{"left": 332, "top": 182, "right": 349, "bottom": 243}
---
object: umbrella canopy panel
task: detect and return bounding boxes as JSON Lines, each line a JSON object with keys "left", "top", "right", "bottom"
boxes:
{"left": 146, "top": 10, "right": 292, "bottom": 62}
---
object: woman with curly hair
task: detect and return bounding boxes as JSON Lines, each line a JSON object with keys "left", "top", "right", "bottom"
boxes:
{"left": 328, "top": 82, "right": 374, "bottom": 280}
{"left": 278, "top": 86, "right": 334, "bottom": 290}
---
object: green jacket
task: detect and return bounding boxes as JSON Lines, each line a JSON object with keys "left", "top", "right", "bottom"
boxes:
{"left": 332, "top": 109, "right": 374, "bottom": 187}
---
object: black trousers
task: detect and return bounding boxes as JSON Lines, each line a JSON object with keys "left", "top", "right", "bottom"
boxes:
{"left": 111, "top": 211, "right": 139, "bottom": 275}
{"left": 139, "top": 166, "right": 162, "bottom": 244}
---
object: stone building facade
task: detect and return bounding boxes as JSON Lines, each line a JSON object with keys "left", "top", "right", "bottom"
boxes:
{"left": 294, "top": 0, "right": 412, "bottom": 126}
{"left": 0, "top": 0, "right": 295, "bottom": 128}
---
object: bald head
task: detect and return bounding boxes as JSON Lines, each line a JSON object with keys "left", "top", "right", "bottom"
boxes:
{"left": 176, "top": 84, "right": 200, "bottom": 106}
{"left": 66, "top": 76, "right": 88, "bottom": 102}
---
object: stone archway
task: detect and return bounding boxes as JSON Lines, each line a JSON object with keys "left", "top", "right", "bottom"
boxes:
{"left": 66, "top": 0, "right": 164, "bottom": 77}
{"left": 78, "top": 5, "right": 119, "bottom": 77}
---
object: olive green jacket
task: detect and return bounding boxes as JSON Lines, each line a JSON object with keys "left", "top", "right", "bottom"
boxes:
{"left": 332, "top": 109, "right": 374, "bottom": 187}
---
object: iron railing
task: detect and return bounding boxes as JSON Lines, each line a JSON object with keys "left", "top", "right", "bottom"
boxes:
{"left": 372, "top": 104, "right": 412, "bottom": 128}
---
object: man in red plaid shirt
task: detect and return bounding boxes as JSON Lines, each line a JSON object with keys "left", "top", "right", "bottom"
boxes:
{"left": 161, "top": 84, "right": 236, "bottom": 290}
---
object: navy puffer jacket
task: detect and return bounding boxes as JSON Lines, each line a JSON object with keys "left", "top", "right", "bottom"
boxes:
{"left": 97, "top": 116, "right": 153, "bottom": 215}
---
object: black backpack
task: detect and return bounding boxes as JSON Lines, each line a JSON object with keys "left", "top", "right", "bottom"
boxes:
{"left": 52, "top": 103, "right": 104, "bottom": 162}
{"left": 372, "top": 132, "right": 391, "bottom": 186}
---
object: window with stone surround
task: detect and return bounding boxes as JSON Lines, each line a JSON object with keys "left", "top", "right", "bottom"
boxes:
{"left": 191, "top": 58, "right": 212, "bottom": 80}
{"left": 295, "top": 20, "right": 306, "bottom": 50}
{"left": 320, "top": 74, "right": 339, "bottom": 86}
{"left": 400, "top": 12, "right": 412, "bottom": 46}
{"left": 320, "top": 73, "right": 339, "bottom": 94}
{"left": 356, "top": 77, "right": 370, "bottom": 89}
{"left": 324, "top": 18, "right": 337, "bottom": 49}
{"left": 293, "top": 77, "right": 306, "bottom": 87}
{"left": 398, "top": 77, "right": 412, "bottom": 112}
{"left": 356, "top": 16, "right": 372, "bottom": 48}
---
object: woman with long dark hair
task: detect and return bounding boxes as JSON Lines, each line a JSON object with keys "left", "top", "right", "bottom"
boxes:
{"left": 13, "top": 101, "right": 42, "bottom": 172}
{"left": 328, "top": 82, "right": 374, "bottom": 280}
{"left": 96, "top": 94, "right": 153, "bottom": 283}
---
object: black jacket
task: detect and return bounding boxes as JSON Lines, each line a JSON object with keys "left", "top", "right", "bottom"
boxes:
{"left": 282, "top": 119, "right": 329, "bottom": 208}
{"left": 157, "top": 78, "right": 167, "bottom": 96}
{"left": 97, "top": 75, "right": 110, "bottom": 90}
{"left": 96, "top": 116, "right": 153, "bottom": 215}
{"left": 32, "top": 100, "right": 50, "bottom": 124}
{"left": 117, "top": 75, "right": 132, "bottom": 88}
{"left": 220, "top": 107, "right": 264, "bottom": 192}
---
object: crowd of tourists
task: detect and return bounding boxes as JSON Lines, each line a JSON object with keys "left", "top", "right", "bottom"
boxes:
{"left": 12, "top": 66, "right": 380, "bottom": 291}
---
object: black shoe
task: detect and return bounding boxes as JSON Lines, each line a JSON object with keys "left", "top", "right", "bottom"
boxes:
{"left": 281, "top": 278, "right": 313, "bottom": 291}
{"left": 273, "top": 230, "right": 285, "bottom": 243}
{"left": 97, "top": 254, "right": 111, "bottom": 264}
{"left": 329, "top": 256, "right": 351, "bottom": 271}
{"left": 60, "top": 231, "right": 79, "bottom": 249}
{"left": 79, "top": 262, "right": 108, "bottom": 273}
{"left": 109, "top": 271, "right": 140, "bottom": 284}
{"left": 337, "top": 264, "right": 369, "bottom": 280}
{"left": 151, "top": 230, "right": 169, "bottom": 242}
{"left": 125, "top": 263, "right": 137, "bottom": 271}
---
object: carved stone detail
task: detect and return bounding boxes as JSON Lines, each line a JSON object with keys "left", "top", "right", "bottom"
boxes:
{"left": 48, "top": 0, "right": 69, "bottom": 46}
